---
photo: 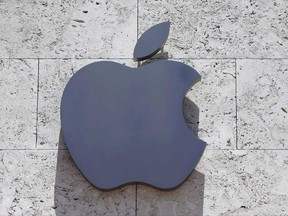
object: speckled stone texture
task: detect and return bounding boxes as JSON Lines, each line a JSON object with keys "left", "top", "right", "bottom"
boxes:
{"left": 0, "top": 59, "right": 37, "bottom": 149}
{"left": 0, "top": 151, "right": 57, "bottom": 215}
{"left": 0, "top": 150, "right": 135, "bottom": 215}
{"left": 1, "top": 0, "right": 288, "bottom": 215}
{"left": 137, "top": 150, "right": 288, "bottom": 216}
{"left": 37, "top": 59, "right": 74, "bottom": 149}
{"left": 138, "top": 0, "right": 288, "bottom": 58}
{"left": 184, "top": 59, "right": 236, "bottom": 149}
{"left": 237, "top": 59, "right": 288, "bottom": 149}
{"left": 0, "top": 0, "right": 137, "bottom": 58}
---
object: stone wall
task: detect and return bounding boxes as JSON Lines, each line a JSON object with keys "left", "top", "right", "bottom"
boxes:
{"left": 0, "top": 0, "right": 287, "bottom": 215}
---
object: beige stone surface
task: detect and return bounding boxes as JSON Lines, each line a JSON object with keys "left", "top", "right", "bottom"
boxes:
{"left": 0, "top": 0, "right": 137, "bottom": 58}
{"left": 0, "top": 59, "right": 37, "bottom": 149}
{"left": 184, "top": 59, "right": 236, "bottom": 149}
{"left": 0, "top": 150, "right": 136, "bottom": 216}
{"left": 138, "top": 0, "right": 288, "bottom": 58}
{"left": 37, "top": 59, "right": 74, "bottom": 149}
{"left": 137, "top": 150, "right": 288, "bottom": 216}
{"left": 237, "top": 59, "right": 288, "bottom": 149}
{"left": 0, "top": 150, "right": 57, "bottom": 215}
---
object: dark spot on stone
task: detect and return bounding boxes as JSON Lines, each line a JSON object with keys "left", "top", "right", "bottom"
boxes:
{"left": 241, "top": 206, "right": 247, "bottom": 208}
{"left": 277, "top": 41, "right": 283, "bottom": 46}
{"left": 281, "top": 107, "right": 287, "bottom": 113}
{"left": 83, "top": 10, "right": 88, "bottom": 13}
{"left": 73, "top": 19, "right": 85, "bottom": 23}
{"left": 96, "top": 2, "right": 100, "bottom": 5}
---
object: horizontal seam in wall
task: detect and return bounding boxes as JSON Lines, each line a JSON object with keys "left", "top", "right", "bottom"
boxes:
{"left": 1, "top": 149, "right": 288, "bottom": 151}
{"left": 0, "top": 57, "right": 288, "bottom": 60}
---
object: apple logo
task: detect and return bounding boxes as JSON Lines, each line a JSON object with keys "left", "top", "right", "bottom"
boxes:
{"left": 60, "top": 21, "right": 206, "bottom": 190}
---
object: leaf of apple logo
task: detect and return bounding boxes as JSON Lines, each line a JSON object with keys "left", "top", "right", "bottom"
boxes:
{"left": 134, "top": 21, "right": 170, "bottom": 61}
{"left": 60, "top": 21, "right": 206, "bottom": 190}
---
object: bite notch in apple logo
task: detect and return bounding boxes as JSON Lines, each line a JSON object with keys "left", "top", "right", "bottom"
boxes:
{"left": 60, "top": 21, "right": 206, "bottom": 190}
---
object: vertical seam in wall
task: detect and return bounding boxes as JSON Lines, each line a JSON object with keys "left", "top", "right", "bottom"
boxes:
{"left": 137, "top": 0, "right": 139, "bottom": 40}
{"left": 35, "top": 58, "right": 40, "bottom": 149}
{"left": 135, "top": 183, "right": 138, "bottom": 216}
{"left": 235, "top": 58, "right": 238, "bottom": 150}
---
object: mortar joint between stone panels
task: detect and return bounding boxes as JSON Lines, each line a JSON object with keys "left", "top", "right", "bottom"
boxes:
{"left": 235, "top": 58, "right": 238, "bottom": 150}
{"left": 35, "top": 58, "right": 40, "bottom": 149}
{"left": 135, "top": 183, "right": 138, "bottom": 216}
{"left": 204, "top": 148, "right": 288, "bottom": 151}
{"left": 1, "top": 148, "right": 288, "bottom": 151}
{"left": 0, "top": 148, "right": 57, "bottom": 151}
{"left": 136, "top": 0, "right": 139, "bottom": 40}
{"left": 1, "top": 57, "right": 288, "bottom": 60}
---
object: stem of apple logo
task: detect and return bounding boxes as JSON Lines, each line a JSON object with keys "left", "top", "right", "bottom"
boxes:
{"left": 60, "top": 21, "right": 206, "bottom": 190}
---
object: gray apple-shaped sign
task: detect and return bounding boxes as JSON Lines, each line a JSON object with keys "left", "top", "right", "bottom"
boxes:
{"left": 60, "top": 22, "right": 206, "bottom": 190}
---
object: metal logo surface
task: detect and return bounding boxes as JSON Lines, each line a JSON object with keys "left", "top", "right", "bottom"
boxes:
{"left": 60, "top": 22, "right": 206, "bottom": 190}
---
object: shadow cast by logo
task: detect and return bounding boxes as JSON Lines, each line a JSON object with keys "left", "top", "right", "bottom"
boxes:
{"left": 60, "top": 21, "right": 206, "bottom": 190}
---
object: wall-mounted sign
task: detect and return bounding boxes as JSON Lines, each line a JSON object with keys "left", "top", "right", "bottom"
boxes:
{"left": 60, "top": 22, "right": 206, "bottom": 190}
